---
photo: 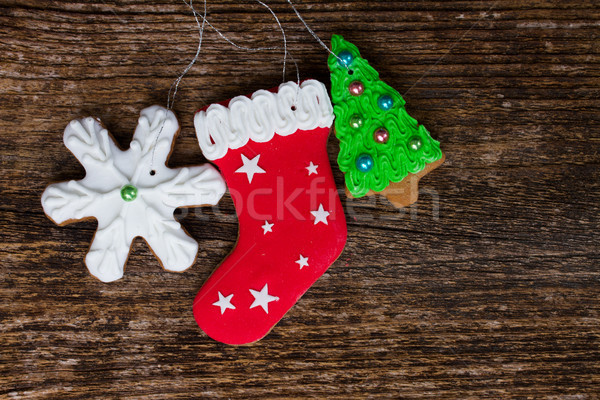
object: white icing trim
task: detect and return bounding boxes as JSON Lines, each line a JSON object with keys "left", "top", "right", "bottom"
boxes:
{"left": 194, "top": 80, "right": 334, "bottom": 160}
{"left": 41, "top": 106, "right": 227, "bottom": 282}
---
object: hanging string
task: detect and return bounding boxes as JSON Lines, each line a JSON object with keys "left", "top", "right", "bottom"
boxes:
{"left": 284, "top": 0, "right": 348, "bottom": 70}
{"left": 189, "top": 0, "right": 299, "bottom": 84}
{"left": 151, "top": 0, "right": 302, "bottom": 171}
{"left": 167, "top": 0, "right": 207, "bottom": 110}
{"left": 187, "top": 0, "right": 300, "bottom": 102}
{"left": 257, "top": 0, "right": 287, "bottom": 81}
{"left": 150, "top": 0, "right": 207, "bottom": 170}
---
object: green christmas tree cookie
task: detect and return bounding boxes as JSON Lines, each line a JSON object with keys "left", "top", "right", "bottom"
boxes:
{"left": 328, "top": 35, "right": 444, "bottom": 208}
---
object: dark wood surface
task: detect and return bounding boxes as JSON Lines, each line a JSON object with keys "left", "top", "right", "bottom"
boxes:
{"left": 1, "top": 1, "right": 599, "bottom": 398}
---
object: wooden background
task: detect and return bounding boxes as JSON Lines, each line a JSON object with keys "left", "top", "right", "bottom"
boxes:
{"left": 1, "top": 0, "right": 599, "bottom": 398}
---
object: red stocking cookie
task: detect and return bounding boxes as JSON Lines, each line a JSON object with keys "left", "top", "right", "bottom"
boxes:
{"left": 193, "top": 80, "right": 347, "bottom": 344}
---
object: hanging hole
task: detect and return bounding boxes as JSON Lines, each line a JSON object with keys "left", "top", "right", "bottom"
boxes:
{"left": 291, "top": 105, "right": 297, "bottom": 111}
{"left": 149, "top": 170, "right": 156, "bottom": 176}
{"left": 348, "top": 69, "right": 354, "bottom": 75}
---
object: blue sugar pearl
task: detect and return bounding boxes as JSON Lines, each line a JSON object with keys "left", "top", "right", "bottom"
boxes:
{"left": 338, "top": 50, "right": 354, "bottom": 67}
{"left": 378, "top": 95, "right": 394, "bottom": 111}
{"left": 356, "top": 154, "right": 374, "bottom": 173}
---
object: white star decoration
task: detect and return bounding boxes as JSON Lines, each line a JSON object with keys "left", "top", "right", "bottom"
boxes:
{"left": 212, "top": 291, "right": 236, "bottom": 315}
{"left": 41, "top": 106, "right": 226, "bottom": 283}
{"left": 305, "top": 161, "right": 319, "bottom": 175}
{"left": 235, "top": 154, "right": 265, "bottom": 183}
{"left": 295, "top": 254, "right": 309, "bottom": 270}
{"left": 311, "top": 203, "right": 330, "bottom": 225}
{"left": 249, "top": 284, "right": 279, "bottom": 314}
{"left": 262, "top": 220, "right": 274, "bottom": 234}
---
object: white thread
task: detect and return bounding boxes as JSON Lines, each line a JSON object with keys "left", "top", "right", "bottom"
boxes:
{"left": 188, "top": 1, "right": 301, "bottom": 107}
{"left": 256, "top": 0, "right": 287, "bottom": 81}
{"left": 168, "top": 0, "right": 207, "bottom": 110}
{"left": 285, "top": 0, "right": 349, "bottom": 69}
{"left": 151, "top": 0, "right": 302, "bottom": 168}
{"left": 150, "top": 0, "right": 207, "bottom": 170}
{"left": 192, "top": 0, "right": 300, "bottom": 86}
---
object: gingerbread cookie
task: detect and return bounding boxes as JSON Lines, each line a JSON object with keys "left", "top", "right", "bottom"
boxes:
{"left": 192, "top": 80, "right": 347, "bottom": 345}
{"left": 328, "top": 35, "right": 444, "bottom": 208}
{"left": 41, "top": 106, "right": 226, "bottom": 282}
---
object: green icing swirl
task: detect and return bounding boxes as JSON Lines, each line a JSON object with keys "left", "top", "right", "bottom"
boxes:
{"left": 328, "top": 34, "right": 443, "bottom": 198}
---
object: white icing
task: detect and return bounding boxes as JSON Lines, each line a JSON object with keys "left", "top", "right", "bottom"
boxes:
{"left": 41, "top": 105, "right": 226, "bottom": 282}
{"left": 235, "top": 153, "right": 266, "bottom": 183}
{"left": 305, "top": 161, "right": 319, "bottom": 176}
{"left": 212, "top": 292, "right": 236, "bottom": 315}
{"left": 261, "top": 220, "right": 274, "bottom": 235}
{"left": 194, "top": 79, "right": 334, "bottom": 160}
{"left": 310, "top": 203, "right": 331, "bottom": 225}
{"left": 295, "top": 254, "right": 309, "bottom": 270}
{"left": 249, "top": 284, "right": 279, "bottom": 314}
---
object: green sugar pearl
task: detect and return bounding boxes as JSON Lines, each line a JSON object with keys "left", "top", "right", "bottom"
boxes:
{"left": 120, "top": 184, "right": 138, "bottom": 202}
{"left": 409, "top": 137, "right": 423, "bottom": 151}
{"left": 349, "top": 114, "right": 363, "bottom": 129}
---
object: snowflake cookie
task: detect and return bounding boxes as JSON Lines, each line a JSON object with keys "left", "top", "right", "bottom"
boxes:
{"left": 41, "top": 106, "right": 226, "bottom": 282}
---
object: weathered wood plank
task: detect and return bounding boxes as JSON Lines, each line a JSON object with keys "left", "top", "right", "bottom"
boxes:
{"left": 1, "top": 0, "right": 599, "bottom": 398}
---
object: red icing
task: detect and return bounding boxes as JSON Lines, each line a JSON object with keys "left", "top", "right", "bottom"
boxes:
{"left": 193, "top": 95, "right": 347, "bottom": 344}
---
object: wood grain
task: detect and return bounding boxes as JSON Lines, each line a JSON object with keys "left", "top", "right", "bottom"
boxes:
{"left": 1, "top": 1, "right": 599, "bottom": 398}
